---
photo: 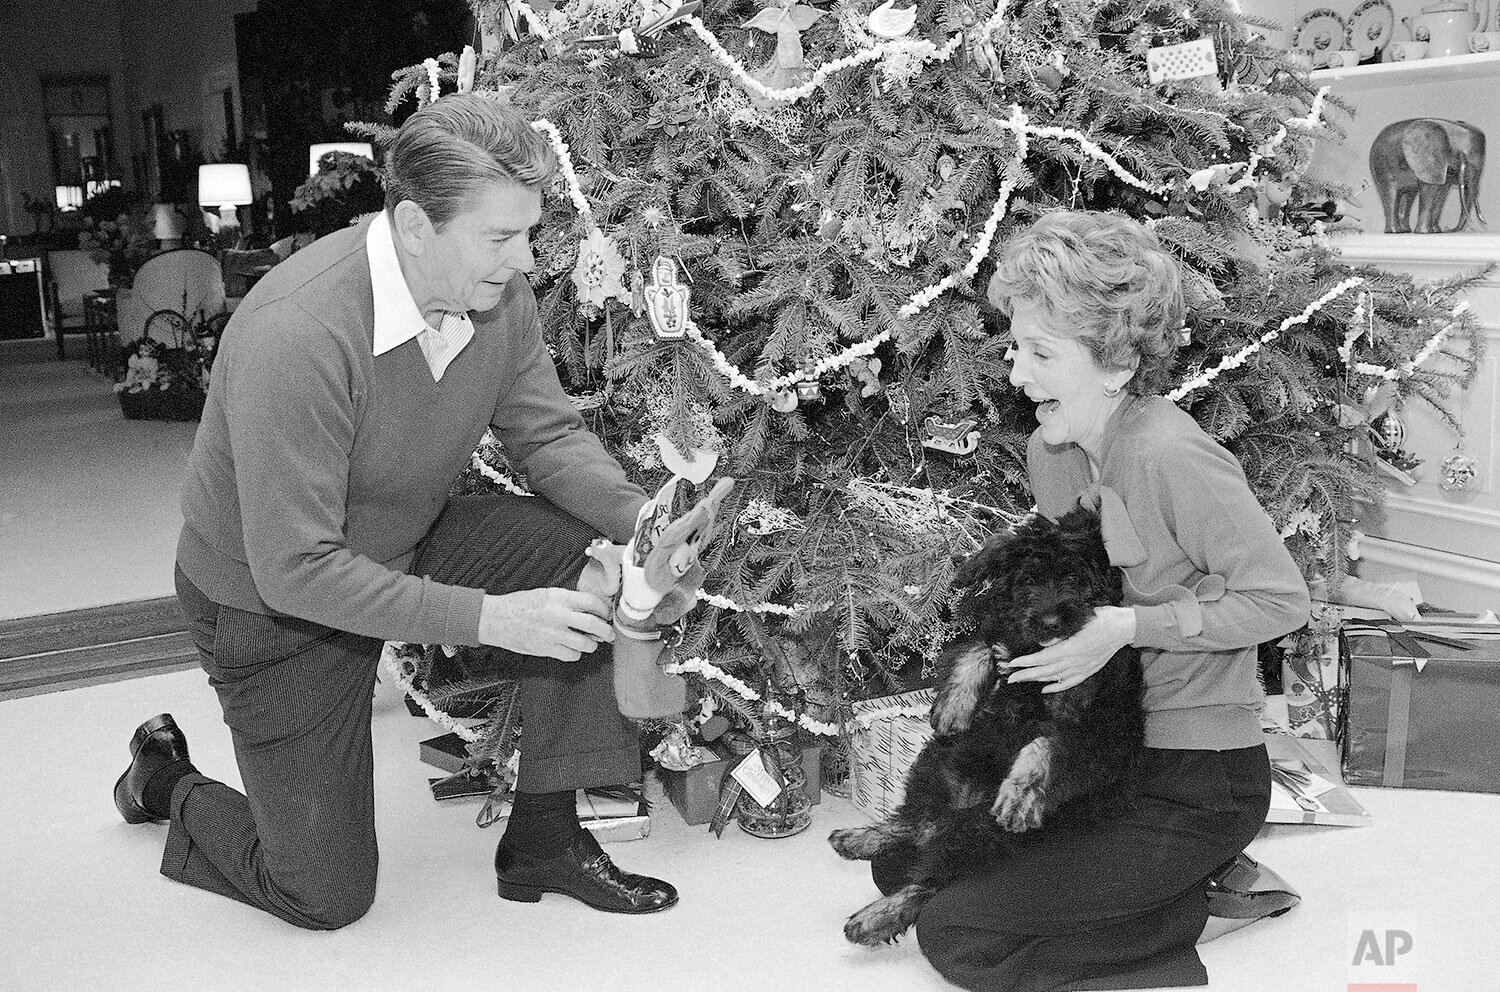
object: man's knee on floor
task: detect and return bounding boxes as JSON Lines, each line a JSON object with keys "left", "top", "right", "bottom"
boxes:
{"left": 282, "top": 871, "right": 377, "bottom": 930}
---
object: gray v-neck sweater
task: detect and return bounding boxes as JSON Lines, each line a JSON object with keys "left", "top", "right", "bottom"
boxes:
{"left": 1028, "top": 395, "right": 1311, "bottom": 750}
{"left": 176, "top": 219, "right": 645, "bottom": 646}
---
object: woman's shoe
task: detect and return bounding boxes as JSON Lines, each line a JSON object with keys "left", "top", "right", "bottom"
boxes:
{"left": 1198, "top": 851, "right": 1300, "bottom": 943}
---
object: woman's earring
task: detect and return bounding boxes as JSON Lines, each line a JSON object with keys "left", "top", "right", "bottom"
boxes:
{"left": 1103, "top": 382, "right": 1123, "bottom": 397}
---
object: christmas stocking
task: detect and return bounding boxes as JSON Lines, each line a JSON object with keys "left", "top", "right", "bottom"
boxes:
{"left": 577, "top": 476, "right": 734, "bottom": 719}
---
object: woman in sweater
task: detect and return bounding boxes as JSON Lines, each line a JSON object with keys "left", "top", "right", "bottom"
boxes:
{"left": 896, "top": 210, "right": 1311, "bottom": 990}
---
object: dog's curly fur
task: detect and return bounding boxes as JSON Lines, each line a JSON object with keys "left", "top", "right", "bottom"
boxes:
{"left": 829, "top": 507, "right": 1146, "bottom": 946}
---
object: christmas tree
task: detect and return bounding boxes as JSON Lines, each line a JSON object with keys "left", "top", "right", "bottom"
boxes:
{"left": 375, "top": 0, "right": 1486, "bottom": 780}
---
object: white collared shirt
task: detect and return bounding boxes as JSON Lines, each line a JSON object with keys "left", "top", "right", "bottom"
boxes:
{"left": 367, "top": 210, "right": 473, "bottom": 381}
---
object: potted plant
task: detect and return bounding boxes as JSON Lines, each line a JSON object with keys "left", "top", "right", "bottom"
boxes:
{"left": 289, "top": 150, "right": 385, "bottom": 238}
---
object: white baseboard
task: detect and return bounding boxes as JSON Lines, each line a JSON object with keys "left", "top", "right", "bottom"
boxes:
{"left": 1357, "top": 536, "right": 1500, "bottom": 613}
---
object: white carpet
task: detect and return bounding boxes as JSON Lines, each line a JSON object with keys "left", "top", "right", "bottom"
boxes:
{"left": 4, "top": 669, "right": 1498, "bottom": 992}
{"left": 0, "top": 341, "right": 195, "bottom": 620}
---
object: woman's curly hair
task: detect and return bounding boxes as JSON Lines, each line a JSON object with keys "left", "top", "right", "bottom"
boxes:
{"left": 987, "top": 211, "right": 1185, "bottom": 396}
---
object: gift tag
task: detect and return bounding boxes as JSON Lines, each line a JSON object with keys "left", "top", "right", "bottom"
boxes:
{"left": 730, "top": 748, "right": 785, "bottom": 807}
{"left": 1146, "top": 38, "right": 1217, "bottom": 83}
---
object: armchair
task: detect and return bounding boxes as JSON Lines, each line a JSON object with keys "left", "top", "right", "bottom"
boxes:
{"left": 44, "top": 249, "right": 111, "bottom": 360}
{"left": 118, "top": 248, "right": 225, "bottom": 345}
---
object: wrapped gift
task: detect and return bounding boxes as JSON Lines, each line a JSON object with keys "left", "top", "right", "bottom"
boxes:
{"left": 849, "top": 687, "right": 936, "bottom": 818}
{"left": 661, "top": 743, "right": 822, "bottom": 826}
{"left": 1341, "top": 620, "right": 1500, "bottom": 793}
{"left": 1281, "top": 603, "right": 1347, "bottom": 740}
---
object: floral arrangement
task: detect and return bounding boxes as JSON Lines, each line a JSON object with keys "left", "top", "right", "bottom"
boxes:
{"left": 78, "top": 209, "right": 156, "bottom": 289}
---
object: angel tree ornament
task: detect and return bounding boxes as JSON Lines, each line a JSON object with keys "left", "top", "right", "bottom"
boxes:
{"left": 742, "top": 0, "right": 826, "bottom": 101}
{"left": 643, "top": 255, "right": 690, "bottom": 340}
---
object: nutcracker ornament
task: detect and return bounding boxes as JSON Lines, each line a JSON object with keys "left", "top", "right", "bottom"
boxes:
{"left": 795, "top": 359, "right": 823, "bottom": 403}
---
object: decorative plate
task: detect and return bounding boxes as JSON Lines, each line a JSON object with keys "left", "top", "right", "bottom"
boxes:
{"left": 1346, "top": 0, "right": 1395, "bottom": 61}
{"left": 1294, "top": 8, "right": 1347, "bottom": 67}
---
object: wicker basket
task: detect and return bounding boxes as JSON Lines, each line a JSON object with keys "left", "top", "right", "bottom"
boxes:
{"left": 117, "top": 387, "right": 205, "bottom": 421}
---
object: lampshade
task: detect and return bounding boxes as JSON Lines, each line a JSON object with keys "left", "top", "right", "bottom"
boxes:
{"left": 198, "top": 164, "right": 253, "bottom": 208}
{"left": 55, "top": 185, "right": 83, "bottom": 211}
{"left": 152, "top": 204, "right": 186, "bottom": 240}
{"left": 308, "top": 142, "right": 374, "bottom": 176}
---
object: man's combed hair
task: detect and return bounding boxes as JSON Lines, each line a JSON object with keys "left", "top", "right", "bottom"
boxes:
{"left": 987, "top": 211, "right": 1185, "bottom": 396}
{"left": 383, "top": 94, "right": 557, "bottom": 229}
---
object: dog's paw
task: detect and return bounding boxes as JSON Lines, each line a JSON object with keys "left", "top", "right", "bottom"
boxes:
{"left": 828, "top": 826, "right": 881, "bottom": 861}
{"left": 991, "top": 778, "right": 1047, "bottom": 833}
{"left": 843, "top": 897, "right": 917, "bottom": 946}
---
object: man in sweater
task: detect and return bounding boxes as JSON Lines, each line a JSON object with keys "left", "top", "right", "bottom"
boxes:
{"left": 112, "top": 95, "right": 679, "bottom": 928}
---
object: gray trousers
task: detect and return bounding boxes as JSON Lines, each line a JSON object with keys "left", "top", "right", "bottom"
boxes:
{"left": 163, "top": 494, "right": 640, "bottom": 929}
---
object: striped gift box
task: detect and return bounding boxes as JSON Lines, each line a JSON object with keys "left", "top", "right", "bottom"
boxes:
{"left": 849, "top": 687, "right": 936, "bottom": 819}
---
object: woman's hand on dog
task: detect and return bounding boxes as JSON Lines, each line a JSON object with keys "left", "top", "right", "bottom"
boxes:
{"left": 1006, "top": 606, "right": 1137, "bottom": 693}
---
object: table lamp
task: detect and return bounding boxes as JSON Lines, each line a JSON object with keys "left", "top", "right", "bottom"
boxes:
{"left": 55, "top": 185, "right": 84, "bottom": 211}
{"left": 152, "top": 204, "right": 187, "bottom": 247}
{"left": 198, "top": 163, "right": 253, "bottom": 234}
{"left": 308, "top": 142, "right": 374, "bottom": 176}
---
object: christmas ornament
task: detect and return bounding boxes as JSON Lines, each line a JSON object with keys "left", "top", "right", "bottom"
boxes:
{"left": 643, "top": 255, "right": 691, "bottom": 340}
{"left": 885, "top": 382, "right": 910, "bottom": 423}
{"left": 630, "top": 268, "right": 645, "bottom": 316}
{"left": 850, "top": 356, "right": 882, "bottom": 397}
{"left": 866, "top": 0, "right": 918, "bottom": 39}
{"left": 457, "top": 45, "right": 476, "bottom": 93}
{"left": 921, "top": 416, "right": 981, "bottom": 456}
{"left": 571, "top": 230, "right": 631, "bottom": 309}
{"left": 1373, "top": 409, "right": 1405, "bottom": 452}
{"left": 795, "top": 360, "right": 823, "bottom": 403}
{"left": 742, "top": 0, "right": 826, "bottom": 102}
{"left": 1145, "top": 37, "right": 1218, "bottom": 84}
{"left": 655, "top": 430, "right": 720, "bottom": 484}
{"left": 1440, "top": 450, "right": 1478, "bottom": 492}
{"left": 768, "top": 388, "right": 799, "bottom": 412}
{"left": 639, "top": 0, "right": 702, "bottom": 38}
{"left": 936, "top": 154, "right": 956, "bottom": 181}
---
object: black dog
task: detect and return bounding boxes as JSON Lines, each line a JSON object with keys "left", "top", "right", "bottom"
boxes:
{"left": 829, "top": 507, "right": 1145, "bottom": 946}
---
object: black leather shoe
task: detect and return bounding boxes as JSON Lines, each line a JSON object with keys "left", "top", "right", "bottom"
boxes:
{"left": 113, "top": 713, "right": 191, "bottom": 824}
{"left": 1205, "top": 851, "right": 1300, "bottom": 920}
{"left": 494, "top": 830, "right": 678, "bottom": 914}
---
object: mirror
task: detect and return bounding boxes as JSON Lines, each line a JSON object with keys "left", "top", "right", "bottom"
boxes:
{"left": 42, "top": 75, "right": 117, "bottom": 196}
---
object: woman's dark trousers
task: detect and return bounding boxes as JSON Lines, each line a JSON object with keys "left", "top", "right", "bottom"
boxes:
{"left": 872, "top": 746, "right": 1271, "bottom": 991}
{"left": 162, "top": 494, "right": 639, "bottom": 929}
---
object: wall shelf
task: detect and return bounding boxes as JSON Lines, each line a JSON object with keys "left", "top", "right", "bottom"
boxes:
{"left": 1311, "top": 50, "right": 1500, "bottom": 88}
{"left": 1331, "top": 232, "right": 1500, "bottom": 268}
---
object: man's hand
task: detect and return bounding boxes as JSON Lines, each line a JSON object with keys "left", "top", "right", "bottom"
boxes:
{"left": 1005, "top": 606, "right": 1136, "bottom": 693}
{"left": 478, "top": 588, "right": 614, "bottom": 661}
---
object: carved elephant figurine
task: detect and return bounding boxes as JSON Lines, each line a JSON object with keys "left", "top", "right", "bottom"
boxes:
{"left": 1369, "top": 118, "right": 1488, "bottom": 233}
